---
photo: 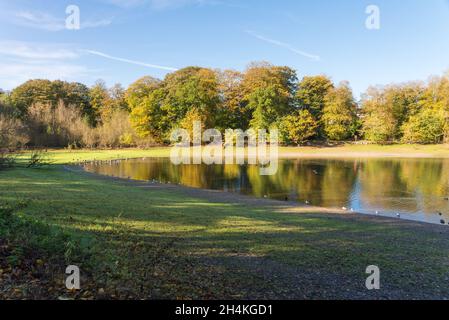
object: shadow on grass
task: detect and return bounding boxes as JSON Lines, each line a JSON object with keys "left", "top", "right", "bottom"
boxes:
{"left": 1, "top": 166, "right": 449, "bottom": 299}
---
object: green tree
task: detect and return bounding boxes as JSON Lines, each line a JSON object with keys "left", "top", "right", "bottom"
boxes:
{"left": 279, "top": 109, "right": 318, "bottom": 145}
{"left": 402, "top": 108, "right": 445, "bottom": 144}
{"left": 125, "top": 76, "right": 161, "bottom": 111}
{"left": 89, "top": 80, "right": 112, "bottom": 124}
{"left": 162, "top": 67, "right": 220, "bottom": 129}
{"left": 10, "top": 80, "right": 54, "bottom": 115}
{"left": 361, "top": 84, "right": 424, "bottom": 143}
{"left": 322, "top": 81, "right": 357, "bottom": 141}
{"left": 109, "top": 84, "right": 128, "bottom": 111}
{"left": 242, "top": 62, "right": 297, "bottom": 130}
{"left": 216, "top": 70, "right": 249, "bottom": 130}
{"left": 10, "top": 79, "right": 93, "bottom": 121}
{"left": 297, "top": 75, "right": 334, "bottom": 119}
{"left": 249, "top": 85, "right": 287, "bottom": 130}
{"left": 130, "top": 88, "right": 165, "bottom": 142}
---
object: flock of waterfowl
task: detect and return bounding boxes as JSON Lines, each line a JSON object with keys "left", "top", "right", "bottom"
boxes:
{"left": 74, "top": 158, "right": 449, "bottom": 226}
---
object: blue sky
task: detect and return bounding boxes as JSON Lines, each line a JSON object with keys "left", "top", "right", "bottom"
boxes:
{"left": 1, "top": 0, "right": 449, "bottom": 98}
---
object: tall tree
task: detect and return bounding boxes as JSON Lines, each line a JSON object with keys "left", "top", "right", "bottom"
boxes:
{"left": 402, "top": 108, "right": 445, "bottom": 144}
{"left": 322, "top": 81, "right": 357, "bottom": 141}
{"left": 361, "top": 83, "right": 424, "bottom": 143}
{"left": 279, "top": 109, "right": 318, "bottom": 145}
{"left": 249, "top": 85, "right": 286, "bottom": 130}
{"left": 109, "top": 84, "right": 128, "bottom": 112}
{"left": 297, "top": 75, "right": 334, "bottom": 119}
{"left": 10, "top": 80, "right": 57, "bottom": 116}
{"left": 130, "top": 88, "right": 166, "bottom": 142}
{"left": 89, "top": 80, "right": 112, "bottom": 124}
{"left": 216, "top": 70, "right": 249, "bottom": 130}
{"left": 125, "top": 76, "right": 161, "bottom": 111}
{"left": 242, "top": 62, "right": 298, "bottom": 129}
{"left": 10, "top": 79, "right": 93, "bottom": 120}
{"left": 163, "top": 67, "right": 220, "bottom": 129}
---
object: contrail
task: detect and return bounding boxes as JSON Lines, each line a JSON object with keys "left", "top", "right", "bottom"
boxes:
{"left": 245, "top": 30, "right": 320, "bottom": 61}
{"left": 84, "top": 49, "right": 178, "bottom": 71}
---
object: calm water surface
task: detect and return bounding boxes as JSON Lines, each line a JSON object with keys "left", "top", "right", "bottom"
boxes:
{"left": 83, "top": 158, "right": 449, "bottom": 226}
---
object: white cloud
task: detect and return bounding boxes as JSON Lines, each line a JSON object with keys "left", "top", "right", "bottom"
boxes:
{"left": 245, "top": 30, "right": 320, "bottom": 62}
{"left": 15, "top": 11, "right": 66, "bottom": 31}
{"left": 13, "top": 10, "right": 112, "bottom": 31}
{"left": 102, "top": 0, "right": 149, "bottom": 7}
{"left": 0, "top": 62, "right": 91, "bottom": 90}
{"left": 102, "top": 0, "right": 220, "bottom": 9}
{"left": 0, "top": 41, "right": 79, "bottom": 60}
{"left": 84, "top": 50, "right": 178, "bottom": 71}
{"left": 0, "top": 41, "right": 91, "bottom": 90}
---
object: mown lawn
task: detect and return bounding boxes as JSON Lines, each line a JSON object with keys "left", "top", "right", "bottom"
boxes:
{"left": 1, "top": 156, "right": 449, "bottom": 299}
{"left": 14, "top": 143, "right": 449, "bottom": 166}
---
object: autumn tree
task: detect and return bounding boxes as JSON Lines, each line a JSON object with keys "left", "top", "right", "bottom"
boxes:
{"left": 242, "top": 62, "right": 298, "bottom": 130}
{"left": 322, "top": 81, "right": 357, "bottom": 141}
{"left": 402, "top": 108, "right": 445, "bottom": 144}
{"left": 89, "top": 80, "right": 112, "bottom": 124}
{"left": 163, "top": 67, "right": 220, "bottom": 130}
{"left": 297, "top": 75, "right": 334, "bottom": 119}
{"left": 215, "top": 70, "right": 249, "bottom": 130}
{"left": 249, "top": 85, "right": 286, "bottom": 130}
{"left": 10, "top": 80, "right": 93, "bottom": 120}
{"left": 279, "top": 109, "right": 318, "bottom": 145}
{"left": 130, "top": 88, "right": 166, "bottom": 142}
{"left": 109, "top": 84, "right": 128, "bottom": 112}
{"left": 361, "top": 83, "right": 424, "bottom": 143}
{"left": 125, "top": 76, "right": 161, "bottom": 111}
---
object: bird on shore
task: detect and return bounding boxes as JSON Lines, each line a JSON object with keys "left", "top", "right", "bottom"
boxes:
{"left": 396, "top": 213, "right": 401, "bottom": 218}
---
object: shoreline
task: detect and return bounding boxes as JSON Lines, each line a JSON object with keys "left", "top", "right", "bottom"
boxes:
{"left": 24, "top": 144, "right": 449, "bottom": 165}
{"left": 67, "top": 164, "right": 449, "bottom": 230}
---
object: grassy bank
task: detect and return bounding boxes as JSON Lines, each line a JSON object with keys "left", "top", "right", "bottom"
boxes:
{"left": 14, "top": 143, "right": 449, "bottom": 166}
{"left": 1, "top": 150, "right": 449, "bottom": 299}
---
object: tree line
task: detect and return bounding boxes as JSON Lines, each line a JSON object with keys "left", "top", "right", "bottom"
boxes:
{"left": 1, "top": 61, "right": 448, "bottom": 149}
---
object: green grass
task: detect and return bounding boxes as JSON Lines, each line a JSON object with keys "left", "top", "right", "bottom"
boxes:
{"left": 279, "top": 143, "right": 449, "bottom": 157}
{"left": 15, "top": 147, "right": 172, "bottom": 165}
{"left": 14, "top": 144, "right": 449, "bottom": 167}
{"left": 1, "top": 157, "right": 449, "bottom": 299}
